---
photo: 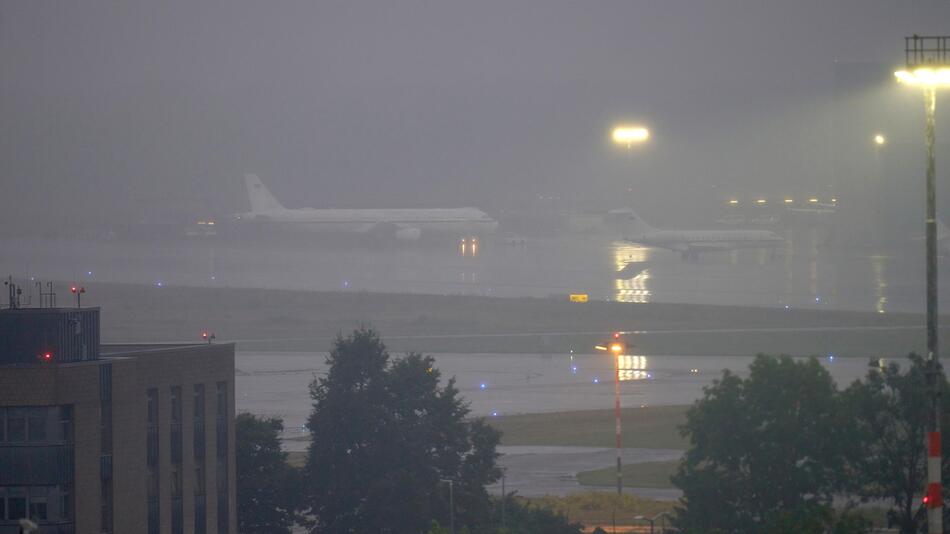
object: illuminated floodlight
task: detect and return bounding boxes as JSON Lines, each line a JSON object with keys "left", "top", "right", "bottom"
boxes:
{"left": 874, "top": 134, "right": 887, "bottom": 145}
{"left": 728, "top": 199, "right": 739, "bottom": 205}
{"left": 755, "top": 199, "right": 767, "bottom": 205}
{"left": 612, "top": 126, "right": 650, "bottom": 146}
{"left": 808, "top": 198, "right": 819, "bottom": 203}
{"left": 609, "top": 343, "right": 624, "bottom": 353}
{"left": 895, "top": 68, "right": 950, "bottom": 87}
{"left": 784, "top": 198, "right": 794, "bottom": 204}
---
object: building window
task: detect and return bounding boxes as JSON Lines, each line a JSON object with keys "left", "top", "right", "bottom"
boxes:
{"left": 146, "top": 389, "right": 159, "bottom": 467}
{"left": 0, "top": 497, "right": 5, "bottom": 520}
{"left": 6, "top": 409, "right": 26, "bottom": 442}
{"left": 194, "top": 384, "right": 206, "bottom": 461}
{"left": 148, "top": 497, "right": 160, "bottom": 534}
{"left": 60, "top": 406, "right": 73, "bottom": 444}
{"left": 215, "top": 381, "right": 229, "bottom": 534}
{"left": 194, "top": 494, "right": 206, "bottom": 534}
{"left": 215, "top": 382, "right": 228, "bottom": 458}
{"left": 172, "top": 495, "right": 183, "bottom": 534}
{"left": 171, "top": 386, "right": 182, "bottom": 465}
{"left": 28, "top": 496, "right": 47, "bottom": 520}
{"left": 26, "top": 410, "right": 47, "bottom": 442}
{"left": 146, "top": 388, "right": 159, "bottom": 534}
{"left": 7, "top": 496, "right": 25, "bottom": 521}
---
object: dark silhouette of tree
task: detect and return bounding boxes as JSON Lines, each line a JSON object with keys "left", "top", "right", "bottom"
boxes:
{"left": 672, "top": 354, "right": 852, "bottom": 533}
{"left": 235, "top": 413, "right": 300, "bottom": 534}
{"left": 301, "top": 328, "right": 501, "bottom": 533}
{"left": 841, "top": 354, "right": 950, "bottom": 534}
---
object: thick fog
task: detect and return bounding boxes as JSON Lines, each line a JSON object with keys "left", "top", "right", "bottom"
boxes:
{"left": 2, "top": 0, "right": 949, "bottom": 234}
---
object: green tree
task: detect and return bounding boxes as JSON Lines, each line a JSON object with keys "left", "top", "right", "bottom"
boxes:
{"left": 302, "top": 328, "right": 501, "bottom": 533}
{"left": 672, "top": 354, "right": 848, "bottom": 533}
{"left": 841, "top": 354, "right": 950, "bottom": 533}
{"left": 235, "top": 413, "right": 300, "bottom": 534}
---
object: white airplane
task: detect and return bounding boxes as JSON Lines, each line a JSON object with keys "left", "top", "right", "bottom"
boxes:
{"left": 234, "top": 174, "right": 498, "bottom": 240}
{"left": 612, "top": 207, "right": 785, "bottom": 261}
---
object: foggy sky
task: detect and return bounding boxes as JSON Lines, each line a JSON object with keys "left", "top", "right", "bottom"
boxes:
{"left": 2, "top": 1, "right": 950, "bottom": 230}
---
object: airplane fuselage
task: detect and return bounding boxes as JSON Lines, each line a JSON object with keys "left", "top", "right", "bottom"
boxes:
{"left": 235, "top": 207, "right": 499, "bottom": 237}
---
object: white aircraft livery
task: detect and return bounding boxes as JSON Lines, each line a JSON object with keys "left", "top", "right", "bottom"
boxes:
{"left": 613, "top": 207, "right": 785, "bottom": 260}
{"left": 235, "top": 174, "right": 498, "bottom": 240}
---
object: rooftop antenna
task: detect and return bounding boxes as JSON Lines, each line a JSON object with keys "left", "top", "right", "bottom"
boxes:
{"left": 46, "top": 282, "right": 56, "bottom": 308}
{"left": 4, "top": 276, "right": 22, "bottom": 309}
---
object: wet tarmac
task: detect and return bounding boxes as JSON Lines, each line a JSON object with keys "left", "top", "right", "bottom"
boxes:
{"left": 237, "top": 351, "right": 875, "bottom": 446}
{"left": 2, "top": 231, "right": 946, "bottom": 313}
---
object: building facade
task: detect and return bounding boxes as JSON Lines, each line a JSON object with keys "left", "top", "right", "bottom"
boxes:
{"left": 0, "top": 307, "right": 236, "bottom": 534}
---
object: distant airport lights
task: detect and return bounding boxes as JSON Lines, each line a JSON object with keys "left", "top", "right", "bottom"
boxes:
{"left": 755, "top": 199, "right": 767, "bottom": 205}
{"left": 784, "top": 198, "right": 794, "bottom": 204}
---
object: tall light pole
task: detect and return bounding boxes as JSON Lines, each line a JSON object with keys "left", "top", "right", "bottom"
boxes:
{"left": 895, "top": 35, "right": 950, "bottom": 534}
{"left": 596, "top": 333, "right": 628, "bottom": 495}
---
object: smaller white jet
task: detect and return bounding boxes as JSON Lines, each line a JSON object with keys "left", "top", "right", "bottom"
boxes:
{"left": 612, "top": 207, "right": 785, "bottom": 261}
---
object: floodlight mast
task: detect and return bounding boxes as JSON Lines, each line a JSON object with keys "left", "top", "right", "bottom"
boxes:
{"left": 895, "top": 35, "right": 950, "bottom": 534}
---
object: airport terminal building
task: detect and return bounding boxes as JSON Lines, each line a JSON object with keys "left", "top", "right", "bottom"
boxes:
{"left": 0, "top": 306, "right": 236, "bottom": 534}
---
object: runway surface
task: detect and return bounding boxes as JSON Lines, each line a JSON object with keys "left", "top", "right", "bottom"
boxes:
{"left": 237, "top": 351, "right": 874, "bottom": 445}
{"left": 2, "top": 230, "right": 945, "bottom": 313}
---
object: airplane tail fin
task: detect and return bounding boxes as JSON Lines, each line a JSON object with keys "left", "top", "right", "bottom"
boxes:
{"left": 613, "top": 207, "right": 654, "bottom": 236}
{"left": 244, "top": 174, "right": 285, "bottom": 213}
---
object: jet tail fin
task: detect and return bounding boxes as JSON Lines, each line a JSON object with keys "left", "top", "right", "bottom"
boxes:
{"left": 609, "top": 207, "right": 654, "bottom": 235}
{"left": 244, "top": 174, "right": 285, "bottom": 213}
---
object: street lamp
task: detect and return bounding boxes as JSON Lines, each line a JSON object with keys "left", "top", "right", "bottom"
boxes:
{"left": 895, "top": 34, "right": 950, "bottom": 534}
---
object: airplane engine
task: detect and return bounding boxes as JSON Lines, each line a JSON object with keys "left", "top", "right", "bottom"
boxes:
{"left": 395, "top": 227, "right": 422, "bottom": 240}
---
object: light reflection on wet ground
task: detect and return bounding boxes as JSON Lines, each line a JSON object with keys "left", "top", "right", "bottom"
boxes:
{"left": 2, "top": 231, "right": 947, "bottom": 313}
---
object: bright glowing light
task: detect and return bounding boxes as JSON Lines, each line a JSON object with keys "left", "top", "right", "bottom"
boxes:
{"left": 593, "top": 377, "right": 600, "bottom": 384}
{"left": 609, "top": 343, "right": 624, "bottom": 353}
{"left": 895, "top": 68, "right": 950, "bottom": 87}
{"left": 755, "top": 199, "right": 767, "bottom": 205}
{"left": 874, "top": 134, "right": 886, "bottom": 145}
{"left": 808, "top": 198, "right": 819, "bottom": 203}
{"left": 728, "top": 199, "right": 739, "bottom": 205}
{"left": 831, "top": 197, "right": 838, "bottom": 203}
{"left": 479, "top": 383, "right": 487, "bottom": 390}
{"left": 784, "top": 198, "right": 794, "bottom": 204}
{"left": 611, "top": 126, "right": 650, "bottom": 145}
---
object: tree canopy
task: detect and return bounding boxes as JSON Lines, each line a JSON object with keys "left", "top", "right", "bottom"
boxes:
{"left": 235, "top": 412, "right": 301, "bottom": 534}
{"left": 672, "top": 354, "right": 853, "bottom": 533}
{"left": 301, "top": 328, "right": 501, "bottom": 533}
